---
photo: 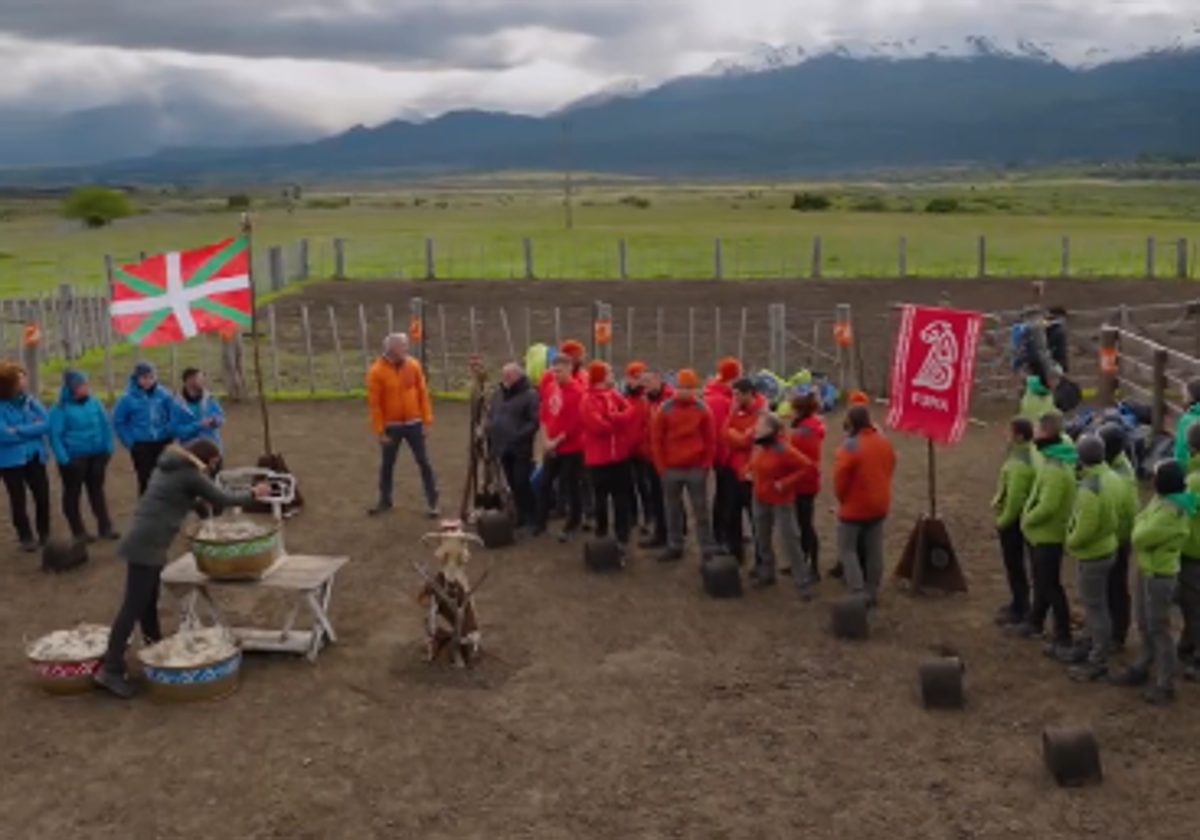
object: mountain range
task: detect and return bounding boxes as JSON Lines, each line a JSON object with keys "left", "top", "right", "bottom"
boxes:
{"left": 4, "top": 32, "right": 1200, "bottom": 183}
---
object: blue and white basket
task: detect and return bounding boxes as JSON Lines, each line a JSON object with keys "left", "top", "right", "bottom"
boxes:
{"left": 138, "top": 647, "right": 242, "bottom": 704}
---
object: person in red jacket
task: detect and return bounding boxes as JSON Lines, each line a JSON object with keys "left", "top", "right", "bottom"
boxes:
{"left": 833, "top": 404, "right": 897, "bottom": 605}
{"left": 622, "top": 361, "right": 651, "bottom": 535}
{"left": 535, "top": 354, "right": 586, "bottom": 542}
{"left": 581, "top": 361, "right": 636, "bottom": 549}
{"left": 788, "top": 388, "right": 827, "bottom": 581}
{"left": 650, "top": 369, "right": 717, "bottom": 562}
{"left": 538, "top": 339, "right": 587, "bottom": 522}
{"left": 723, "top": 377, "right": 766, "bottom": 566}
{"left": 748, "top": 412, "right": 817, "bottom": 596}
{"left": 635, "top": 368, "right": 674, "bottom": 548}
{"left": 705, "top": 357, "right": 742, "bottom": 553}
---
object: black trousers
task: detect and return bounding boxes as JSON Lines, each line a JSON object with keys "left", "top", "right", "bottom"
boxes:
{"left": 1028, "top": 542, "right": 1071, "bottom": 642}
{"left": 727, "top": 480, "right": 756, "bottom": 563}
{"left": 630, "top": 456, "right": 654, "bottom": 527}
{"left": 998, "top": 523, "right": 1030, "bottom": 618}
{"left": 103, "top": 563, "right": 164, "bottom": 674}
{"left": 58, "top": 454, "right": 113, "bottom": 538}
{"left": 589, "top": 460, "right": 633, "bottom": 543}
{"left": 1109, "top": 541, "right": 1132, "bottom": 646}
{"left": 130, "top": 439, "right": 172, "bottom": 497}
{"left": 2, "top": 459, "right": 51, "bottom": 543}
{"left": 640, "top": 459, "right": 667, "bottom": 543}
{"left": 537, "top": 451, "right": 583, "bottom": 532}
{"left": 794, "top": 492, "right": 820, "bottom": 575}
{"left": 501, "top": 451, "right": 536, "bottom": 527}
{"left": 713, "top": 466, "right": 738, "bottom": 547}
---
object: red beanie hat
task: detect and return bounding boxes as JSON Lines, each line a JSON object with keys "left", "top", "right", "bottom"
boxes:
{"left": 717, "top": 357, "right": 741, "bottom": 382}
{"left": 848, "top": 389, "right": 870, "bottom": 405}
{"left": 560, "top": 340, "right": 585, "bottom": 360}
{"left": 626, "top": 360, "right": 646, "bottom": 378}
{"left": 587, "top": 360, "right": 610, "bottom": 385}
{"left": 676, "top": 369, "right": 700, "bottom": 388}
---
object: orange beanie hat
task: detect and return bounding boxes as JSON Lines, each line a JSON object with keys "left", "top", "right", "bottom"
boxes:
{"left": 847, "top": 389, "right": 870, "bottom": 405}
{"left": 560, "top": 340, "right": 585, "bottom": 360}
{"left": 587, "top": 360, "right": 610, "bottom": 385}
{"left": 716, "top": 357, "right": 741, "bottom": 382}
{"left": 676, "top": 369, "right": 700, "bottom": 388}
{"left": 625, "top": 360, "right": 646, "bottom": 378}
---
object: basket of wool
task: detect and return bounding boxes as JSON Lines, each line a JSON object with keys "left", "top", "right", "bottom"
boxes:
{"left": 186, "top": 513, "right": 281, "bottom": 580}
{"left": 25, "top": 624, "right": 109, "bottom": 696}
{"left": 137, "top": 628, "right": 242, "bottom": 704}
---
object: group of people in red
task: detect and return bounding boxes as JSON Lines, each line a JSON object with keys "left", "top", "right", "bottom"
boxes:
{"left": 533, "top": 339, "right": 897, "bottom": 602}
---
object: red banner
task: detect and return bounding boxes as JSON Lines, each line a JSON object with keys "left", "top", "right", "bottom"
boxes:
{"left": 886, "top": 305, "right": 983, "bottom": 445}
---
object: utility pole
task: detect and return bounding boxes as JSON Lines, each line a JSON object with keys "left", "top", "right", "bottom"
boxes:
{"left": 561, "top": 118, "right": 573, "bottom": 230}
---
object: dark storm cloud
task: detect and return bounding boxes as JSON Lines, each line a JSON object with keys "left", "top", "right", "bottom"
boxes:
{"left": 0, "top": 0, "right": 674, "bottom": 69}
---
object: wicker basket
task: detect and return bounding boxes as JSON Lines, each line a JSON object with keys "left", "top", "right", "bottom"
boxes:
{"left": 138, "top": 648, "right": 242, "bottom": 704}
{"left": 27, "top": 654, "right": 103, "bottom": 696}
{"left": 187, "top": 518, "right": 281, "bottom": 581}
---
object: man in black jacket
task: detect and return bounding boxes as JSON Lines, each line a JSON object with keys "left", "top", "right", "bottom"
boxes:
{"left": 487, "top": 363, "right": 540, "bottom": 533}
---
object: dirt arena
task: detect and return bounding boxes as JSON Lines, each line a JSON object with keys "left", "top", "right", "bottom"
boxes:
{"left": 3, "top": 277, "right": 1200, "bottom": 840}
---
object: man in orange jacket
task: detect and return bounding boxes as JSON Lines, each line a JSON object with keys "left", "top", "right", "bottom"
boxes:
{"left": 705, "top": 357, "right": 742, "bottom": 553}
{"left": 366, "top": 333, "right": 438, "bottom": 518}
{"left": 722, "top": 377, "right": 766, "bottom": 566}
{"left": 748, "top": 412, "right": 817, "bottom": 597}
{"left": 833, "top": 404, "right": 897, "bottom": 605}
{"left": 650, "top": 369, "right": 717, "bottom": 562}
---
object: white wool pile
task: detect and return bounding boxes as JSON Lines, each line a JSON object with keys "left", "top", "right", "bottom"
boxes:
{"left": 140, "top": 627, "right": 238, "bottom": 669}
{"left": 27, "top": 624, "right": 109, "bottom": 661}
{"left": 194, "top": 517, "right": 271, "bottom": 541}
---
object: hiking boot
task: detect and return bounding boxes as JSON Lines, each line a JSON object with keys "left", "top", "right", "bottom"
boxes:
{"left": 19, "top": 537, "right": 37, "bottom": 553}
{"left": 749, "top": 568, "right": 776, "bottom": 588}
{"left": 1109, "top": 666, "right": 1150, "bottom": 688}
{"left": 1003, "top": 622, "right": 1043, "bottom": 640}
{"left": 1068, "top": 662, "right": 1108, "bottom": 683}
{"left": 1143, "top": 686, "right": 1176, "bottom": 706}
{"left": 99, "top": 526, "right": 120, "bottom": 541}
{"left": 1043, "top": 640, "right": 1079, "bottom": 663}
{"left": 657, "top": 549, "right": 684, "bottom": 563}
{"left": 426, "top": 506, "right": 440, "bottom": 520}
{"left": 94, "top": 670, "right": 137, "bottom": 700}
{"left": 367, "top": 503, "right": 393, "bottom": 517}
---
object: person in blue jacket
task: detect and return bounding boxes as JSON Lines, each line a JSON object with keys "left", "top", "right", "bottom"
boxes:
{"left": 49, "top": 369, "right": 118, "bottom": 542}
{"left": 175, "top": 367, "right": 225, "bottom": 454}
{"left": 0, "top": 362, "right": 52, "bottom": 551}
{"left": 112, "top": 361, "right": 178, "bottom": 496}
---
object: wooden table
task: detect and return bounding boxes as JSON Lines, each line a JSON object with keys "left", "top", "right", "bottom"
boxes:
{"left": 161, "top": 553, "right": 349, "bottom": 662}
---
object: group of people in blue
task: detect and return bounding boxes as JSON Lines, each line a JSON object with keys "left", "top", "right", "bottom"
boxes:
{"left": 0, "top": 360, "right": 225, "bottom": 552}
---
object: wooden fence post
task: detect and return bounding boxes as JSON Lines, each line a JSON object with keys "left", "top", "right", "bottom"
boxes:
{"left": 523, "top": 238, "right": 534, "bottom": 279}
{"left": 898, "top": 236, "right": 907, "bottom": 277}
{"left": 1178, "top": 238, "right": 1189, "bottom": 279}
{"left": 1060, "top": 236, "right": 1070, "bottom": 277}
{"left": 713, "top": 238, "right": 723, "bottom": 280}
{"left": 269, "top": 246, "right": 284, "bottom": 292}
{"left": 977, "top": 235, "right": 987, "bottom": 278}
{"left": 1151, "top": 347, "right": 1168, "bottom": 436}
{"left": 811, "top": 237, "right": 823, "bottom": 279}
{"left": 57, "top": 283, "right": 81, "bottom": 360}
{"left": 298, "top": 238, "right": 310, "bottom": 280}
{"left": 424, "top": 238, "right": 436, "bottom": 280}
{"left": 1097, "top": 326, "right": 1119, "bottom": 407}
{"left": 1146, "top": 237, "right": 1156, "bottom": 278}
{"left": 333, "top": 237, "right": 346, "bottom": 279}
{"left": 618, "top": 239, "right": 628, "bottom": 279}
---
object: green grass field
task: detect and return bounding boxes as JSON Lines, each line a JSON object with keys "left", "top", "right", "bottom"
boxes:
{"left": 2, "top": 174, "right": 1199, "bottom": 293}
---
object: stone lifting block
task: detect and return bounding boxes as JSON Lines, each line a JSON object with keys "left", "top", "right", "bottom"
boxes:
{"left": 476, "top": 510, "right": 515, "bottom": 549}
{"left": 701, "top": 556, "right": 743, "bottom": 599}
{"left": 918, "top": 657, "right": 966, "bottom": 710}
{"left": 830, "top": 595, "right": 870, "bottom": 640}
{"left": 1042, "top": 726, "right": 1103, "bottom": 787}
{"left": 584, "top": 538, "right": 624, "bottom": 573}
{"left": 41, "top": 537, "right": 88, "bottom": 574}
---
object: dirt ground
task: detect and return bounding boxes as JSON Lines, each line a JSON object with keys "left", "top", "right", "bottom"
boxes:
{"left": 3, "top": 277, "right": 1200, "bottom": 840}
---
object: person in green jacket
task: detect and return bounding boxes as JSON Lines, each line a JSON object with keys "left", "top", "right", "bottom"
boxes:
{"left": 1018, "top": 375, "right": 1059, "bottom": 423}
{"left": 1064, "top": 435, "right": 1120, "bottom": 681}
{"left": 992, "top": 417, "right": 1037, "bottom": 628}
{"left": 1178, "top": 422, "right": 1200, "bottom": 680}
{"left": 1008, "top": 414, "right": 1077, "bottom": 659}
{"left": 1097, "top": 423, "right": 1138, "bottom": 649}
{"left": 1172, "top": 380, "right": 1200, "bottom": 466}
{"left": 1112, "top": 459, "right": 1197, "bottom": 705}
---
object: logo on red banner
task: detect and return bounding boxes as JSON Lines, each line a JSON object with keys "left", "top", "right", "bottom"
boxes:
{"left": 886, "top": 305, "right": 983, "bottom": 445}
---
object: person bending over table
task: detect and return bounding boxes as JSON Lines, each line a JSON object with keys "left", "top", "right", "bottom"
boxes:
{"left": 94, "top": 439, "right": 268, "bottom": 700}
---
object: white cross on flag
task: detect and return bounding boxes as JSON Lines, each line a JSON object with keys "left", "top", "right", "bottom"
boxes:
{"left": 110, "top": 236, "right": 252, "bottom": 347}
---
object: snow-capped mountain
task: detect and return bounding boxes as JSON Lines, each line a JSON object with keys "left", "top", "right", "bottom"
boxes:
{"left": 702, "top": 43, "right": 809, "bottom": 76}
{"left": 555, "top": 77, "right": 654, "bottom": 114}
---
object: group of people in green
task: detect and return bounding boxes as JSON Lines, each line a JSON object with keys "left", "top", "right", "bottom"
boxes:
{"left": 993, "top": 377, "right": 1200, "bottom": 704}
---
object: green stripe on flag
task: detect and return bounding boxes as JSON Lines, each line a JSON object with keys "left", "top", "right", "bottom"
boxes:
{"left": 192, "top": 297, "right": 252, "bottom": 327}
{"left": 113, "top": 266, "right": 166, "bottom": 298}
{"left": 125, "top": 308, "right": 171, "bottom": 346}
{"left": 186, "top": 237, "right": 249, "bottom": 289}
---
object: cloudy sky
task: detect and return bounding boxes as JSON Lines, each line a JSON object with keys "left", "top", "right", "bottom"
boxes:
{"left": 0, "top": 0, "right": 1196, "bottom": 130}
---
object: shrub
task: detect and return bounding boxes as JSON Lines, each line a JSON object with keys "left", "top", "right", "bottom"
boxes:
{"left": 227, "top": 194, "right": 252, "bottom": 210}
{"left": 851, "top": 196, "right": 888, "bottom": 212}
{"left": 618, "top": 195, "right": 650, "bottom": 209}
{"left": 924, "top": 197, "right": 961, "bottom": 214}
{"left": 61, "top": 186, "right": 136, "bottom": 228}
{"left": 791, "top": 192, "right": 831, "bottom": 211}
